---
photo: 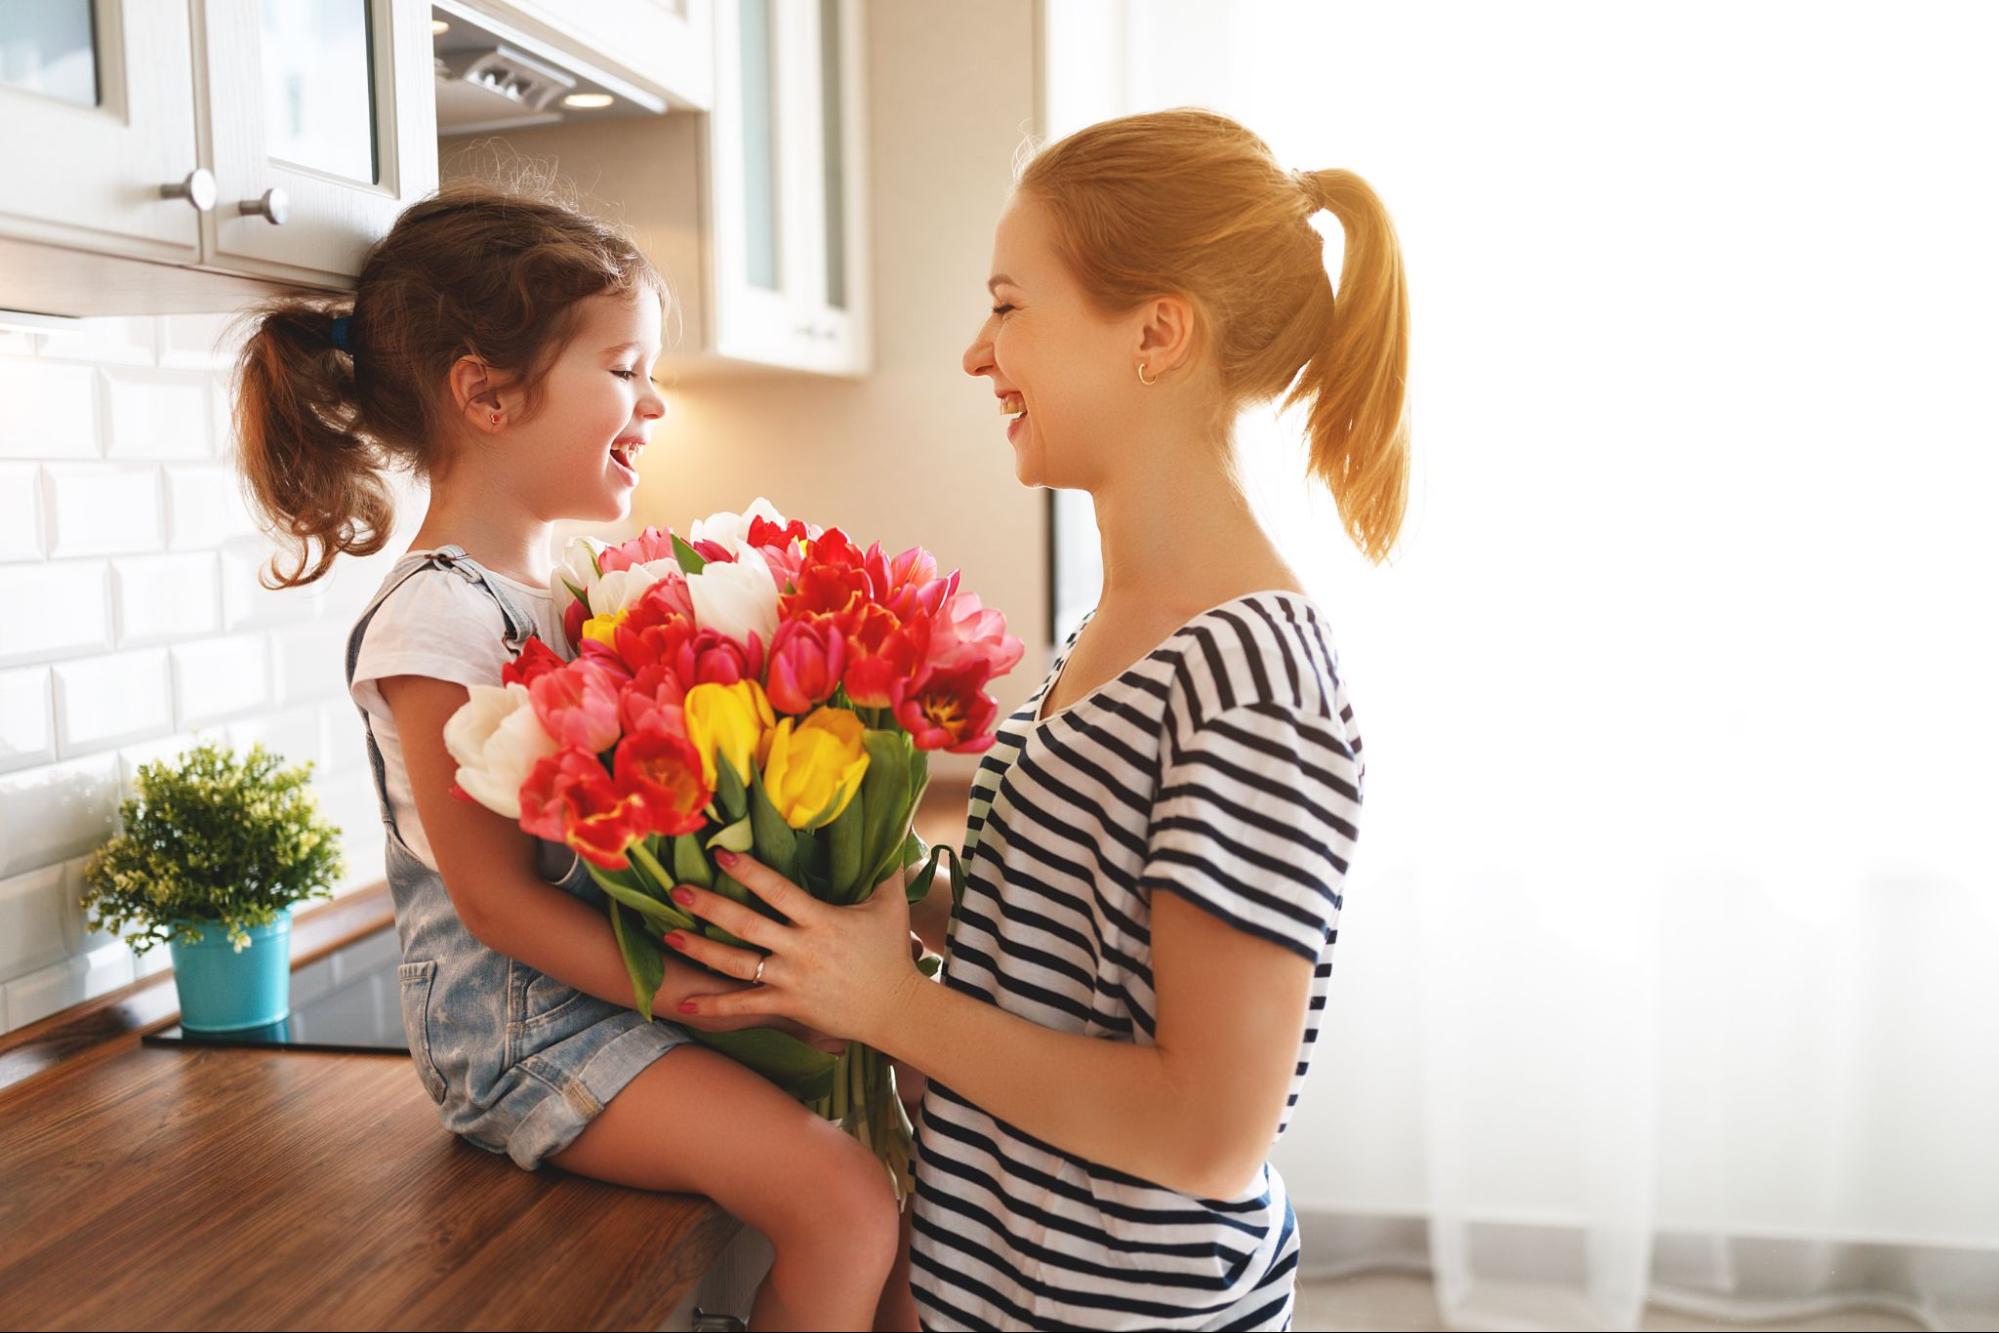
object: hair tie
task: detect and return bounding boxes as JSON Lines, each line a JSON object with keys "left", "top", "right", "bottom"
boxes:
{"left": 329, "top": 315, "right": 353, "bottom": 352}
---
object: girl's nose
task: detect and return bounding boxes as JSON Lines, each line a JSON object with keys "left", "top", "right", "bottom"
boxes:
{"left": 639, "top": 382, "right": 667, "bottom": 419}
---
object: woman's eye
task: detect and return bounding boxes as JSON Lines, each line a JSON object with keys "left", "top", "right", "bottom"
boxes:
{"left": 991, "top": 303, "right": 1015, "bottom": 317}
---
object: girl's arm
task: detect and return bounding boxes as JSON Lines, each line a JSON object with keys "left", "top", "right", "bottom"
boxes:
{"left": 667, "top": 853, "right": 1316, "bottom": 1200}
{"left": 380, "top": 674, "right": 769, "bottom": 1032}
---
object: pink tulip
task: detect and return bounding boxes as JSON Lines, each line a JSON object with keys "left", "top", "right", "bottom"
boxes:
{"left": 765, "top": 617, "right": 847, "bottom": 714}
{"left": 928, "top": 591, "right": 1024, "bottom": 678}
{"left": 529, "top": 657, "right": 625, "bottom": 753}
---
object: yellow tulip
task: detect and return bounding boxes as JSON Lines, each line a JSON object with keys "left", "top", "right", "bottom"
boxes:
{"left": 683, "top": 680, "right": 775, "bottom": 788}
{"left": 761, "top": 707, "right": 870, "bottom": 828}
{"left": 580, "top": 607, "right": 629, "bottom": 650}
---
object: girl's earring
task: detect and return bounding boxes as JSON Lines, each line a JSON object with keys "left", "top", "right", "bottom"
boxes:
{"left": 490, "top": 411, "right": 502, "bottom": 425}
{"left": 1136, "top": 362, "right": 1157, "bottom": 386}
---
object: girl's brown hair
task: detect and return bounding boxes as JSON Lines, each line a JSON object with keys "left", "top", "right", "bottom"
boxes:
{"left": 1018, "top": 108, "right": 1410, "bottom": 562}
{"left": 231, "top": 172, "right": 663, "bottom": 588}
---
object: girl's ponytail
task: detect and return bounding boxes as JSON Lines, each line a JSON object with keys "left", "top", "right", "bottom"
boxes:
{"left": 233, "top": 299, "right": 393, "bottom": 589}
{"left": 1288, "top": 169, "right": 1410, "bottom": 563}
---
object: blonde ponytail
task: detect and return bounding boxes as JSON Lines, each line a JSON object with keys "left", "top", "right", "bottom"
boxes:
{"left": 1019, "top": 109, "right": 1411, "bottom": 562}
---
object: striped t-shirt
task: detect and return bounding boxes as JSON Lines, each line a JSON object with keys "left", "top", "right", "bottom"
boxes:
{"left": 910, "top": 589, "right": 1364, "bottom": 1332}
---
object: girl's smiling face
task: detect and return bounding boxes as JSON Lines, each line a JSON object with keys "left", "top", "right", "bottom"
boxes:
{"left": 506, "top": 285, "right": 668, "bottom": 523}
{"left": 962, "top": 194, "right": 1149, "bottom": 491}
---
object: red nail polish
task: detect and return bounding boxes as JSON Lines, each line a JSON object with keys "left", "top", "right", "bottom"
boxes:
{"left": 664, "top": 932, "right": 685, "bottom": 950}
{"left": 677, "top": 1002, "right": 695, "bottom": 1014}
{"left": 714, "top": 849, "right": 738, "bottom": 867}
{"left": 672, "top": 887, "right": 695, "bottom": 905}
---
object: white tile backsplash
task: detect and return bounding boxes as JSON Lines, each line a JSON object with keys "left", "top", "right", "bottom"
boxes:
{"left": 53, "top": 649, "right": 174, "bottom": 755}
{"left": 104, "top": 371, "right": 214, "bottom": 460}
{"left": 0, "top": 561, "right": 112, "bottom": 667}
{"left": 111, "top": 552, "right": 223, "bottom": 645}
{"left": 0, "top": 314, "right": 404, "bottom": 1034}
{"left": 0, "top": 462, "right": 44, "bottom": 559}
{"left": 42, "top": 463, "right": 166, "bottom": 557}
{"left": 0, "top": 360, "right": 98, "bottom": 459}
{"left": 0, "top": 667, "right": 56, "bottom": 774}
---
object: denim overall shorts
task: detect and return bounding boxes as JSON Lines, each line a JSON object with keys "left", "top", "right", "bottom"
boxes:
{"left": 344, "top": 544, "right": 694, "bottom": 1170}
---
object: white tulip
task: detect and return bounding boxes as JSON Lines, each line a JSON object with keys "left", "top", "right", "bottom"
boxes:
{"left": 550, "top": 536, "right": 606, "bottom": 622}
{"left": 688, "top": 497, "right": 789, "bottom": 555}
{"left": 443, "top": 682, "right": 557, "bottom": 819}
{"left": 589, "top": 556, "right": 684, "bottom": 618}
{"left": 688, "top": 546, "right": 781, "bottom": 647}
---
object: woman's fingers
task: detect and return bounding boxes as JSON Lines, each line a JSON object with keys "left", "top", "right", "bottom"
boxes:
{"left": 663, "top": 927, "right": 765, "bottom": 983}
{"left": 667, "top": 882, "right": 785, "bottom": 952}
{"left": 712, "top": 850, "right": 825, "bottom": 923}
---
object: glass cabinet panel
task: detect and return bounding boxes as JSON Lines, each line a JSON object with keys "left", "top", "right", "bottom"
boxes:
{"left": 258, "top": 0, "right": 377, "bottom": 184}
{"left": 739, "top": 0, "right": 780, "bottom": 291}
{"left": 0, "top": 0, "right": 99, "bottom": 107}
{"left": 817, "top": 0, "right": 846, "bottom": 311}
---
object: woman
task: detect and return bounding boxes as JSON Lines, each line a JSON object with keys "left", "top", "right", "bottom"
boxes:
{"left": 666, "top": 108, "right": 1407, "bottom": 1331}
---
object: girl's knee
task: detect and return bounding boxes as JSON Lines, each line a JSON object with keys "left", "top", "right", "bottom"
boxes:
{"left": 770, "top": 1132, "right": 899, "bottom": 1268}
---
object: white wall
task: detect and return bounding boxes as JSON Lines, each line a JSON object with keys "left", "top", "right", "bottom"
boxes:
{"left": 0, "top": 313, "right": 400, "bottom": 1034}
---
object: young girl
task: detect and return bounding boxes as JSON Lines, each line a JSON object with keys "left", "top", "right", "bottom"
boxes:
{"left": 661, "top": 109, "right": 1406, "bottom": 1331}
{"left": 232, "top": 181, "right": 902, "bottom": 1330}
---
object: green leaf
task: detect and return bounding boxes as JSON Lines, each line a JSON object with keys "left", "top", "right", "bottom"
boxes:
{"left": 672, "top": 533, "right": 707, "bottom": 575}
{"left": 607, "top": 901, "right": 665, "bottom": 1022}
{"left": 626, "top": 840, "right": 680, "bottom": 900}
{"left": 685, "top": 1027, "right": 837, "bottom": 1102}
{"left": 906, "top": 843, "right": 943, "bottom": 906}
{"left": 856, "top": 729, "right": 912, "bottom": 895}
{"left": 706, "top": 815, "right": 754, "bottom": 854}
{"left": 588, "top": 862, "right": 697, "bottom": 933}
{"left": 917, "top": 955, "right": 942, "bottom": 978}
{"left": 828, "top": 790, "right": 864, "bottom": 901}
{"left": 671, "top": 833, "right": 713, "bottom": 888}
{"left": 748, "top": 769, "right": 798, "bottom": 882}
{"left": 713, "top": 753, "right": 748, "bottom": 823}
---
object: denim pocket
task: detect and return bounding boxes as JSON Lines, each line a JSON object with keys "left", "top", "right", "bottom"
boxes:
{"left": 396, "top": 959, "right": 449, "bottom": 1103}
{"left": 519, "top": 966, "right": 593, "bottom": 1031}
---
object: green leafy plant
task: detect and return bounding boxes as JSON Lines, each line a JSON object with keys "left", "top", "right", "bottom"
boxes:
{"left": 80, "top": 742, "right": 344, "bottom": 953}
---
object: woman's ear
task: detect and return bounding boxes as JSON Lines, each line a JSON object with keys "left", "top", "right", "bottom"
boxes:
{"left": 1134, "top": 294, "right": 1200, "bottom": 377}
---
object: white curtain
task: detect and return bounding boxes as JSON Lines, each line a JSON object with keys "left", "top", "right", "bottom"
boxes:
{"left": 1043, "top": 3, "right": 1999, "bottom": 1328}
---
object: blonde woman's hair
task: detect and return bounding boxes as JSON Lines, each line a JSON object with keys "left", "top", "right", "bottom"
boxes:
{"left": 1018, "top": 108, "right": 1410, "bottom": 562}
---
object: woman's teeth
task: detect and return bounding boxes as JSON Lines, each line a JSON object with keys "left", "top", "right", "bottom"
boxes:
{"left": 1000, "top": 394, "right": 1026, "bottom": 423}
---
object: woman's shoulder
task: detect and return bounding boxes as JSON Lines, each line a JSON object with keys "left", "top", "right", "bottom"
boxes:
{"left": 1154, "top": 587, "right": 1349, "bottom": 726}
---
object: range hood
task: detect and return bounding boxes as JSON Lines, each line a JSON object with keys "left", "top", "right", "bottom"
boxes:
{"left": 432, "top": 2, "right": 668, "bottom": 136}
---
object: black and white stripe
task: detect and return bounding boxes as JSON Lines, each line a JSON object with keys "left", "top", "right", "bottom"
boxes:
{"left": 910, "top": 590, "right": 1363, "bottom": 1332}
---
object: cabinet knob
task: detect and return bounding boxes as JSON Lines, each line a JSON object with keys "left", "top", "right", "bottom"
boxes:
{"left": 239, "top": 188, "right": 290, "bottom": 226}
{"left": 159, "top": 169, "right": 217, "bottom": 213}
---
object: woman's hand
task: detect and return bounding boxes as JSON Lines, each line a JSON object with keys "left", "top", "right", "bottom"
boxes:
{"left": 663, "top": 849, "right": 925, "bottom": 1049}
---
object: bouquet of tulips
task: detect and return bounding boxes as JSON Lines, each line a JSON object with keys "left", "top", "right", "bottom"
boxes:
{"left": 442, "top": 499, "right": 1020, "bottom": 1198}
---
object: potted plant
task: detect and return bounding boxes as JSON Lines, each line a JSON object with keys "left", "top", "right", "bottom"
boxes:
{"left": 80, "top": 741, "right": 344, "bottom": 1032}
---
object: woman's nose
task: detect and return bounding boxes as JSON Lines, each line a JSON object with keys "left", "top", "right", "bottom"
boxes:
{"left": 963, "top": 326, "right": 994, "bottom": 379}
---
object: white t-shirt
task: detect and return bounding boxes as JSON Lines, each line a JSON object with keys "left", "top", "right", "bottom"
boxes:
{"left": 348, "top": 552, "right": 567, "bottom": 872}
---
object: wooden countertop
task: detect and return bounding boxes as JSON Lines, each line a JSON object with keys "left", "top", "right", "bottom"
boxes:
{"left": 0, "top": 783, "right": 971, "bottom": 1330}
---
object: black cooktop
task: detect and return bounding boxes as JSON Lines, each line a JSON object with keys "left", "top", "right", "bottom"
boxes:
{"left": 144, "top": 927, "right": 408, "bottom": 1054}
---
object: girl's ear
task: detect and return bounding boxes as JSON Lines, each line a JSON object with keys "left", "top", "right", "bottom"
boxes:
{"left": 1134, "top": 294, "right": 1199, "bottom": 377}
{"left": 447, "top": 353, "right": 512, "bottom": 431}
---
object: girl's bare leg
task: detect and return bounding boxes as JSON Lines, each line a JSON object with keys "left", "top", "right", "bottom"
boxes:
{"left": 547, "top": 1044, "right": 901, "bottom": 1332}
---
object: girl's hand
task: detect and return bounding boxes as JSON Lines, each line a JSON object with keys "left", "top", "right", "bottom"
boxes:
{"left": 662, "top": 849, "right": 923, "bottom": 1049}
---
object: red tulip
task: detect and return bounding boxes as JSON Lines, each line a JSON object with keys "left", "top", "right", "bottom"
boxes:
{"left": 894, "top": 661, "right": 999, "bottom": 754}
{"left": 614, "top": 724, "right": 712, "bottom": 837}
{"left": 562, "top": 598, "right": 588, "bottom": 654}
{"left": 844, "top": 603, "right": 932, "bottom": 708}
{"left": 766, "top": 617, "right": 847, "bottom": 714}
{"left": 502, "top": 636, "right": 568, "bottom": 688}
{"left": 782, "top": 527, "right": 871, "bottom": 623}
{"left": 519, "top": 747, "right": 651, "bottom": 869}
{"left": 619, "top": 662, "right": 689, "bottom": 741}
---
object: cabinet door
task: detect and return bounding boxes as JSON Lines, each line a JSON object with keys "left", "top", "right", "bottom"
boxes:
{"left": 199, "top": 0, "right": 437, "bottom": 289}
{"left": 709, "top": 0, "right": 868, "bottom": 376}
{"left": 0, "top": 0, "right": 204, "bottom": 261}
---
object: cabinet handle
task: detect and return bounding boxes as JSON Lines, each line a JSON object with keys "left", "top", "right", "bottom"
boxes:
{"left": 239, "top": 188, "right": 290, "bottom": 226}
{"left": 159, "top": 169, "right": 217, "bottom": 214}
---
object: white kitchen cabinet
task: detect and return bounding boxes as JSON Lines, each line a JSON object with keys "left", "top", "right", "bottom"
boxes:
{"left": 0, "top": 0, "right": 438, "bottom": 314}
{"left": 463, "top": 0, "right": 870, "bottom": 378}
{"left": 709, "top": 0, "right": 869, "bottom": 375}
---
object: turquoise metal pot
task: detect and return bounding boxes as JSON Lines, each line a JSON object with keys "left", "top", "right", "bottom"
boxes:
{"left": 167, "top": 910, "right": 293, "bottom": 1032}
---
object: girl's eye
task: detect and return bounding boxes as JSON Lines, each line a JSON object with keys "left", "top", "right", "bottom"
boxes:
{"left": 613, "top": 370, "right": 638, "bottom": 380}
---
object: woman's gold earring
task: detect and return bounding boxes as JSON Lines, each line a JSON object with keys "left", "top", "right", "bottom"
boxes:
{"left": 1137, "top": 362, "right": 1157, "bottom": 386}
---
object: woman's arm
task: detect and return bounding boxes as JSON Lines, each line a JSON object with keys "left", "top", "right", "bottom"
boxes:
{"left": 667, "top": 852, "right": 1315, "bottom": 1199}
{"left": 380, "top": 673, "right": 769, "bottom": 1032}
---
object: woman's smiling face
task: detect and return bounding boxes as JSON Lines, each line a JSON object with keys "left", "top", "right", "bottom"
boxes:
{"left": 962, "top": 193, "right": 1143, "bottom": 491}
